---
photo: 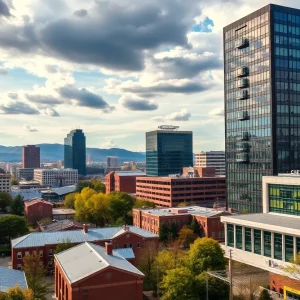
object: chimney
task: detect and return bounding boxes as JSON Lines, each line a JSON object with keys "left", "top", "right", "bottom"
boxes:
{"left": 105, "top": 242, "right": 113, "bottom": 255}
{"left": 123, "top": 225, "right": 129, "bottom": 232}
{"left": 83, "top": 224, "right": 88, "bottom": 234}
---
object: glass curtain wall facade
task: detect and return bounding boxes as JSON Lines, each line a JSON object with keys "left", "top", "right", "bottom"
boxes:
{"left": 224, "top": 5, "right": 300, "bottom": 213}
{"left": 64, "top": 129, "right": 86, "bottom": 175}
{"left": 146, "top": 130, "right": 193, "bottom": 176}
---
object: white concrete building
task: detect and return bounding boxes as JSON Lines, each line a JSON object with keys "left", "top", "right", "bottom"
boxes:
{"left": 0, "top": 174, "right": 11, "bottom": 193}
{"left": 106, "top": 156, "right": 119, "bottom": 168}
{"left": 221, "top": 173, "right": 300, "bottom": 298}
{"left": 194, "top": 151, "right": 225, "bottom": 176}
{"left": 34, "top": 169, "right": 78, "bottom": 187}
{"left": 17, "top": 168, "right": 34, "bottom": 181}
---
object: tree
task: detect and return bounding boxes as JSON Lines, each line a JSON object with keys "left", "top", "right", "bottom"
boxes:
{"left": 23, "top": 253, "right": 52, "bottom": 300}
{"left": 189, "top": 218, "right": 202, "bottom": 236}
{"left": 10, "top": 195, "right": 24, "bottom": 216}
{"left": 189, "top": 237, "right": 226, "bottom": 274}
{"left": 0, "top": 215, "right": 29, "bottom": 245}
{"left": 0, "top": 192, "right": 13, "bottom": 212}
{"left": 64, "top": 193, "right": 76, "bottom": 209}
{"left": 159, "top": 223, "right": 169, "bottom": 243}
{"left": 177, "top": 202, "right": 188, "bottom": 207}
{"left": 258, "top": 289, "right": 272, "bottom": 300}
{"left": 134, "top": 199, "right": 156, "bottom": 209}
{"left": 11, "top": 178, "right": 19, "bottom": 186}
{"left": 169, "top": 223, "right": 178, "bottom": 241}
{"left": 90, "top": 179, "right": 105, "bottom": 193}
{"left": 177, "top": 226, "right": 197, "bottom": 249}
{"left": 54, "top": 238, "right": 73, "bottom": 254}
{"left": 0, "top": 285, "right": 34, "bottom": 300}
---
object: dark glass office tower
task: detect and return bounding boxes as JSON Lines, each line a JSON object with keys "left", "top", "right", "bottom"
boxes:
{"left": 224, "top": 4, "right": 300, "bottom": 213}
{"left": 64, "top": 129, "right": 86, "bottom": 175}
{"left": 146, "top": 127, "right": 193, "bottom": 176}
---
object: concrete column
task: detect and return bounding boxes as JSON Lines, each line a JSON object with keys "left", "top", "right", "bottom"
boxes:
{"left": 242, "top": 226, "right": 245, "bottom": 251}
{"left": 282, "top": 235, "right": 286, "bottom": 262}
{"left": 294, "top": 236, "right": 297, "bottom": 261}
{"left": 261, "top": 230, "right": 264, "bottom": 255}
{"left": 224, "top": 223, "right": 228, "bottom": 246}
{"left": 233, "top": 224, "right": 236, "bottom": 248}
{"left": 251, "top": 228, "right": 254, "bottom": 253}
{"left": 271, "top": 232, "right": 274, "bottom": 259}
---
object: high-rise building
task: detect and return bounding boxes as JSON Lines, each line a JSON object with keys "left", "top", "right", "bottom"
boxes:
{"left": 224, "top": 4, "right": 300, "bottom": 213}
{"left": 64, "top": 129, "right": 86, "bottom": 175}
{"left": 22, "top": 145, "right": 40, "bottom": 168}
{"left": 194, "top": 151, "right": 225, "bottom": 176}
{"left": 106, "top": 156, "right": 119, "bottom": 168}
{"left": 146, "top": 126, "right": 193, "bottom": 176}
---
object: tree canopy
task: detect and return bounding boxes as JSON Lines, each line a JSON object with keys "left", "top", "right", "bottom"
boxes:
{"left": 177, "top": 226, "right": 197, "bottom": 249}
{"left": 0, "top": 192, "right": 13, "bottom": 212}
{"left": 64, "top": 193, "right": 76, "bottom": 209}
{"left": 10, "top": 195, "right": 24, "bottom": 216}
{"left": 0, "top": 285, "right": 34, "bottom": 300}
{"left": 54, "top": 238, "right": 73, "bottom": 254}
{"left": 76, "top": 179, "right": 105, "bottom": 193}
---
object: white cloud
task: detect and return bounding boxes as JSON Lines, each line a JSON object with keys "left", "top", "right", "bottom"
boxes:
{"left": 24, "top": 124, "right": 38, "bottom": 132}
{"left": 209, "top": 107, "right": 224, "bottom": 117}
{"left": 101, "top": 137, "right": 118, "bottom": 148}
{"left": 152, "top": 108, "right": 191, "bottom": 122}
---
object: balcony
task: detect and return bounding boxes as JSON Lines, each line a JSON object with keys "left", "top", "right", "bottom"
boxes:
{"left": 237, "top": 67, "right": 249, "bottom": 77}
{"left": 238, "top": 78, "right": 249, "bottom": 88}
{"left": 237, "top": 90, "right": 248, "bottom": 100}
{"left": 235, "top": 38, "right": 249, "bottom": 49}
{"left": 237, "top": 131, "right": 249, "bottom": 141}
{"left": 237, "top": 111, "right": 248, "bottom": 121}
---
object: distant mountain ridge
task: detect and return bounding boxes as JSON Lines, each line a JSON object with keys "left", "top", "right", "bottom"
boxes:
{"left": 0, "top": 144, "right": 145, "bottom": 162}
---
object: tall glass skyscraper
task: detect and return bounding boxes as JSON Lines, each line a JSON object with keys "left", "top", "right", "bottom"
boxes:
{"left": 64, "top": 129, "right": 86, "bottom": 176}
{"left": 146, "top": 127, "right": 193, "bottom": 176}
{"left": 224, "top": 4, "right": 300, "bottom": 213}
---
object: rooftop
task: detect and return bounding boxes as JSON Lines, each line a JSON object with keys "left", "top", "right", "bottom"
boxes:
{"left": 11, "top": 226, "right": 158, "bottom": 249}
{"left": 116, "top": 171, "right": 146, "bottom": 177}
{"left": 0, "top": 267, "right": 27, "bottom": 293}
{"left": 221, "top": 213, "right": 300, "bottom": 235}
{"left": 38, "top": 219, "right": 94, "bottom": 232}
{"left": 24, "top": 199, "right": 52, "bottom": 207}
{"left": 52, "top": 208, "right": 76, "bottom": 215}
{"left": 55, "top": 242, "right": 143, "bottom": 284}
{"left": 41, "top": 185, "right": 76, "bottom": 196}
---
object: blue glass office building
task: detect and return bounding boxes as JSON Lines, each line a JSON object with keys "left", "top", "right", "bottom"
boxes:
{"left": 146, "top": 129, "right": 193, "bottom": 176}
{"left": 224, "top": 4, "right": 300, "bottom": 212}
{"left": 64, "top": 129, "right": 86, "bottom": 175}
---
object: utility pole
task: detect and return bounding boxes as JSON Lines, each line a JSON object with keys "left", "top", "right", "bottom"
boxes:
{"left": 229, "top": 249, "right": 233, "bottom": 300}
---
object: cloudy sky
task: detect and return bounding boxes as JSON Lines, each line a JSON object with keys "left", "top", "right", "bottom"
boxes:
{"left": 0, "top": 0, "right": 298, "bottom": 151}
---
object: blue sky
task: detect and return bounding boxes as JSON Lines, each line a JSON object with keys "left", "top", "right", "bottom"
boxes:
{"left": 0, "top": 0, "right": 298, "bottom": 152}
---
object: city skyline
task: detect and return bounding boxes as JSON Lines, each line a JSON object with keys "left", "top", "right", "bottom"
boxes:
{"left": 0, "top": 0, "right": 300, "bottom": 153}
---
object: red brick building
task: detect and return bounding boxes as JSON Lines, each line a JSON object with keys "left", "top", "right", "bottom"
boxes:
{"left": 24, "top": 199, "right": 53, "bottom": 225}
{"left": 105, "top": 171, "right": 146, "bottom": 194}
{"left": 269, "top": 273, "right": 300, "bottom": 297}
{"left": 11, "top": 225, "right": 159, "bottom": 271}
{"left": 133, "top": 206, "right": 230, "bottom": 241}
{"left": 136, "top": 174, "right": 226, "bottom": 207}
{"left": 22, "top": 145, "right": 40, "bottom": 168}
{"left": 54, "top": 242, "right": 144, "bottom": 300}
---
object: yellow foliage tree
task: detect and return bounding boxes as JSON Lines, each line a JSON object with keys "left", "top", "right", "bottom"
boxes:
{"left": 0, "top": 285, "right": 34, "bottom": 300}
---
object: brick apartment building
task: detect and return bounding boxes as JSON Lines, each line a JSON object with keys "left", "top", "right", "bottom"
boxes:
{"left": 136, "top": 168, "right": 226, "bottom": 207}
{"left": 105, "top": 171, "right": 146, "bottom": 194}
{"left": 24, "top": 199, "right": 53, "bottom": 225}
{"left": 11, "top": 225, "right": 159, "bottom": 271}
{"left": 133, "top": 206, "right": 230, "bottom": 241}
{"left": 54, "top": 242, "right": 144, "bottom": 300}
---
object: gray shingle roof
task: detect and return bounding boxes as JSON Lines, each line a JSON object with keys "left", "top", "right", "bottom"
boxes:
{"left": 55, "top": 242, "right": 143, "bottom": 283}
{"left": 11, "top": 226, "right": 158, "bottom": 249}
{"left": 0, "top": 267, "right": 27, "bottom": 292}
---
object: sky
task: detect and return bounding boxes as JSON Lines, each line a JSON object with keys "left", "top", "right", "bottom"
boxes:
{"left": 0, "top": 0, "right": 299, "bottom": 152}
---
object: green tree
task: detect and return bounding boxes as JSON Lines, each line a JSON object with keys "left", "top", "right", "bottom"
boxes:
{"left": 134, "top": 199, "right": 156, "bottom": 209}
{"left": 169, "top": 223, "right": 178, "bottom": 241}
{"left": 0, "top": 285, "right": 34, "bottom": 300}
{"left": 90, "top": 179, "right": 105, "bottom": 193}
{"left": 10, "top": 195, "right": 24, "bottom": 216}
{"left": 0, "top": 192, "right": 13, "bottom": 212}
{"left": 177, "top": 226, "right": 197, "bottom": 249}
{"left": 159, "top": 223, "right": 169, "bottom": 243}
{"left": 258, "top": 289, "right": 272, "bottom": 300}
{"left": 54, "top": 238, "right": 73, "bottom": 254}
{"left": 189, "top": 237, "right": 226, "bottom": 274}
{"left": 64, "top": 193, "right": 76, "bottom": 209}
{"left": 0, "top": 215, "right": 29, "bottom": 245}
{"left": 23, "top": 253, "right": 52, "bottom": 300}
{"left": 11, "top": 178, "right": 19, "bottom": 186}
{"left": 75, "top": 181, "right": 91, "bottom": 193}
{"left": 189, "top": 218, "right": 202, "bottom": 236}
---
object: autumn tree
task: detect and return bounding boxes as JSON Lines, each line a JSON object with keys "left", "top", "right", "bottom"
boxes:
{"left": 64, "top": 193, "right": 76, "bottom": 209}
{"left": 134, "top": 199, "right": 156, "bottom": 209}
{"left": 23, "top": 253, "right": 52, "bottom": 300}
{"left": 10, "top": 195, "right": 24, "bottom": 216}
{"left": 0, "top": 192, "right": 13, "bottom": 212}
{"left": 90, "top": 179, "right": 105, "bottom": 193}
{"left": 189, "top": 218, "right": 202, "bottom": 236}
{"left": 0, "top": 285, "right": 34, "bottom": 300}
{"left": 177, "top": 226, "right": 197, "bottom": 249}
{"left": 54, "top": 238, "right": 73, "bottom": 254}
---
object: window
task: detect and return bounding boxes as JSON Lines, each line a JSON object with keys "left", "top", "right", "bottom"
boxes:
{"left": 123, "top": 243, "right": 127, "bottom": 248}
{"left": 17, "top": 252, "right": 22, "bottom": 259}
{"left": 264, "top": 232, "right": 271, "bottom": 257}
{"left": 17, "top": 264, "right": 22, "bottom": 270}
{"left": 285, "top": 235, "right": 294, "bottom": 262}
{"left": 245, "top": 228, "right": 252, "bottom": 252}
{"left": 274, "top": 233, "right": 282, "bottom": 260}
{"left": 137, "top": 242, "right": 140, "bottom": 248}
{"left": 48, "top": 249, "right": 53, "bottom": 256}
{"left": 129, "top": 243, "right": 132, "bottom": 248}
{"left": 39, "top": 250, "right": 43, "bottom": 258}
{"left": 227, "top": 224, "right": 234, "bottom": 247}
{"left": 254, "top": 230, "right": 261, "bottom": 254}
{"left": 236, "top": 226, "right": 243, "bottom": 249}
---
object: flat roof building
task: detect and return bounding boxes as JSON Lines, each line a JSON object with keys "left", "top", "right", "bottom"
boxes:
{"left": 0, "top": 174, "right": 11, "bottom": 193}
{"left": 194, "top": 151, "right": 225, "bottom": 176}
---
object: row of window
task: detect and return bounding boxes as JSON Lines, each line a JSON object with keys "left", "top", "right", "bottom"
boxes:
{"left": 275, "top": 58, "right": 300, "bottom": 70}
{"left": 274, "top": 11, "right": 300, "bottom": 25}
{"left": 226, "top": 55, "right": 269, "bottom": 74}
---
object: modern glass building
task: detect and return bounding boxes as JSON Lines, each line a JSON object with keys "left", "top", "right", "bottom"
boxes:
{"left": 146, "top": 127, "right": 193, "bottom": 176}
{"left": 64, "top": 129, "right": 86, "bottom": 176}
{"left": 224, "top": 4, "right": 300, "bottom": 213}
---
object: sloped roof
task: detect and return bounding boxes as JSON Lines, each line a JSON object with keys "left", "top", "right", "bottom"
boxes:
{"left": 114, "top": 248, "right": 135, "bottom": 259}
{"left": 41, "top": 185, "right": 76, "bottom": 196}
{"left": 0, "top": 267, "right": 27, "bottom": 293}
{"left": 11, "top": 226, "right": 158, "bottom": 249}
{"left": 24, "top": 199, "right": 52, "bottom": 207}
{"left": 55, "top": 242, "right": 143, "bottom": 284}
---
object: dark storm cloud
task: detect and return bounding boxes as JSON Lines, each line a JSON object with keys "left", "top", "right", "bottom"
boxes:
{"left": 58, "top": 85, "right": 114, "bottom": 112}
{"left": 26, "top": 94, "right": 63, "bottom": 105}
{"left": 0, "top": 101, "right": 40, "bottom": 115}
{"left": 0, "top": 0, "right": 10, "bottom": 17}
{"left": 73, "top": 9, "right": 88, "bottom": 17}
{"left": 121, "top": 97, "right": 158, "bottom": 111}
